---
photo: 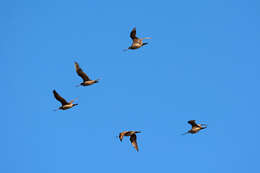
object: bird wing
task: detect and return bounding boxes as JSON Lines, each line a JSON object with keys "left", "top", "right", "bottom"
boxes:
{"left": 53, "top": 90, "right": 68, "bottom": 105}
{"left": 74, "top": 62, "right": 90, "bottom": 81}
{"left": 119, "top": 131, "right": 128, "bottom": 141}
{"left": 130, "top": 134, "right": 139, "bottom": 152}
{"left": 130, "top": 27, "right": 138, "bottom": 40}
{"left": 188, "top": 120, "right": 199, "bottom": 127}
{"left": 69, "top": 97, "right": 78, "bottom": 104}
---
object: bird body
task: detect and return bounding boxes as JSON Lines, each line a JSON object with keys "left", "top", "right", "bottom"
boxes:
{"left": 74, "top": 62, "right": 100, "bottom": 87}
{"left": 53, "top": 90, "right": 78, "bottom": 111}
{"left": 61, "top": 103, "right": 76, "bottom": 110}
{"left": 126, "top": 27, "right": 151, "bottom": 50}
{"left": 185, "top": 120, "right": 207, "bottom": 134}
{"left": 80, "top": 80, "right": 99, "bottom": 86}
{"left": 119, "top": 131, "right": 141, "bottom": 152}
{"left": 130, "top": 41, "right": 145, "bottom": 49}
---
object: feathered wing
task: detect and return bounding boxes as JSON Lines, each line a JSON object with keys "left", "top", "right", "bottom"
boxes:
{"left": 130, "top": 134, "right": 139, "bottom": 152}
{"left": 188, "top": 120, "right": 199, "bottom": 127}
{"left": 53, "top": 90, "right": 68, "bottom": 105}
{"left": 119, "top": 131, "right": 127, "bottom": 141}
{"left": 130, "top": 27, "right": 138, "bottom": 40}
{"left": 69, "top": 97, "right": 78, "bottom": 104}
{"left": 74, "top": 62, "right": 90, "bottom": 81}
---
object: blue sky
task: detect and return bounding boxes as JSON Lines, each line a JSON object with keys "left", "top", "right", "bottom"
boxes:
{"left": 2, "top": 0, "right": 260, "bottom": 173}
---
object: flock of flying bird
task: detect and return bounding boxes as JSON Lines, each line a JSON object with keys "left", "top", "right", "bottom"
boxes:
{"left": 52, "top": 27, "right": 207, "bottom": 152}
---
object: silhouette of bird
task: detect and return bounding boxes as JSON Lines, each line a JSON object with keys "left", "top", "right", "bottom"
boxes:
{"left": 124, "top": 27, "right": 151, "bottom": 51}
{"left": 183, "top": 120, "right": 207, "bottom": 134}
{"left": 119, "top": 131, "right": 141, "bottom": 152}
{"left": 75, "top": 62, "right": 100, "bottom": 87}
{"left": 53, "top": 90, "right": 78, "bottom": 111}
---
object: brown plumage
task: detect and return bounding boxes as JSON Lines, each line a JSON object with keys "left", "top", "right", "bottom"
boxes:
{"left": 184, "top": 120, "right": 207, "bottom": 134}
{"left": 124, "top": 27, "right": 151, "bottom": 50}
{"left": 53, "top": 90, "right": 78, "bottom": 111}
{"left": 75, "top": 62, "right": 100, "bottom": 87}
{"left": 119, "top": 131, "right": 141, "bottom": 152}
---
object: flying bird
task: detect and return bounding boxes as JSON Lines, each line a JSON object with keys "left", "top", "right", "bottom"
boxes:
{"left": 74, "top": 62, "right": 100, "bottom": 87}
{"left": 183, "top": 120, "right": 207, "bottom": 134}
{"left": 124, "top": 27, "right": 151, "bottom": 51}
{"left": 53, "top": 90, "right": 78, "bottom": 111}
{"left": 119, "top": 131, "right": 141, "bottom": 152}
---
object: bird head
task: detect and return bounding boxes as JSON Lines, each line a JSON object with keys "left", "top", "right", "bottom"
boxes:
{"left": 73, "top": 103, "right": 78, "bottom": 107}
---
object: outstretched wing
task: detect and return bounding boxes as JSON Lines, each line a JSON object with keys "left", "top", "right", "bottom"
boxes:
{"left": 53, "top": 90, "right": 68, "bottom": 105}
{"left": 75, "top": 62, "right": 90, "bottom": 81}
{"left": 130, "top": 134, "right": 139, "bottom": 152}
{"left": 188, "top": 120, "right": 199, "bottom": 127}
{"left": 119, "top": 131, "right": 128, "bottom": 141}
{"left": 69, "top": 97, "right": 78, "bottom": 104}
{"left": 130, "top": 27, "right": 138, "bottom": 40}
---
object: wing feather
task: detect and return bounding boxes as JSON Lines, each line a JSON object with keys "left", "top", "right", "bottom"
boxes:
{"left": 53, "top": 90, "right": 68, "bottom": 105}
{"left": 188, "top": 120, "right": 199, "bottom": 127}
{"left": 130, "top": 134, "right": 139, "bottom": 152}
{"left": 75, "top": 62, "right": 90, "bottom": 81}
{"left": 130, "top": 27, "right": 138, "bottom": 40}
{"left": 119, "top": 131, "right": 128, "bottom": 141}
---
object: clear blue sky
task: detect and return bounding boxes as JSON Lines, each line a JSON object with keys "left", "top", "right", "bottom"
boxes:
{"left": 2, "top": 0, "right": 260, "bottom": 173}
